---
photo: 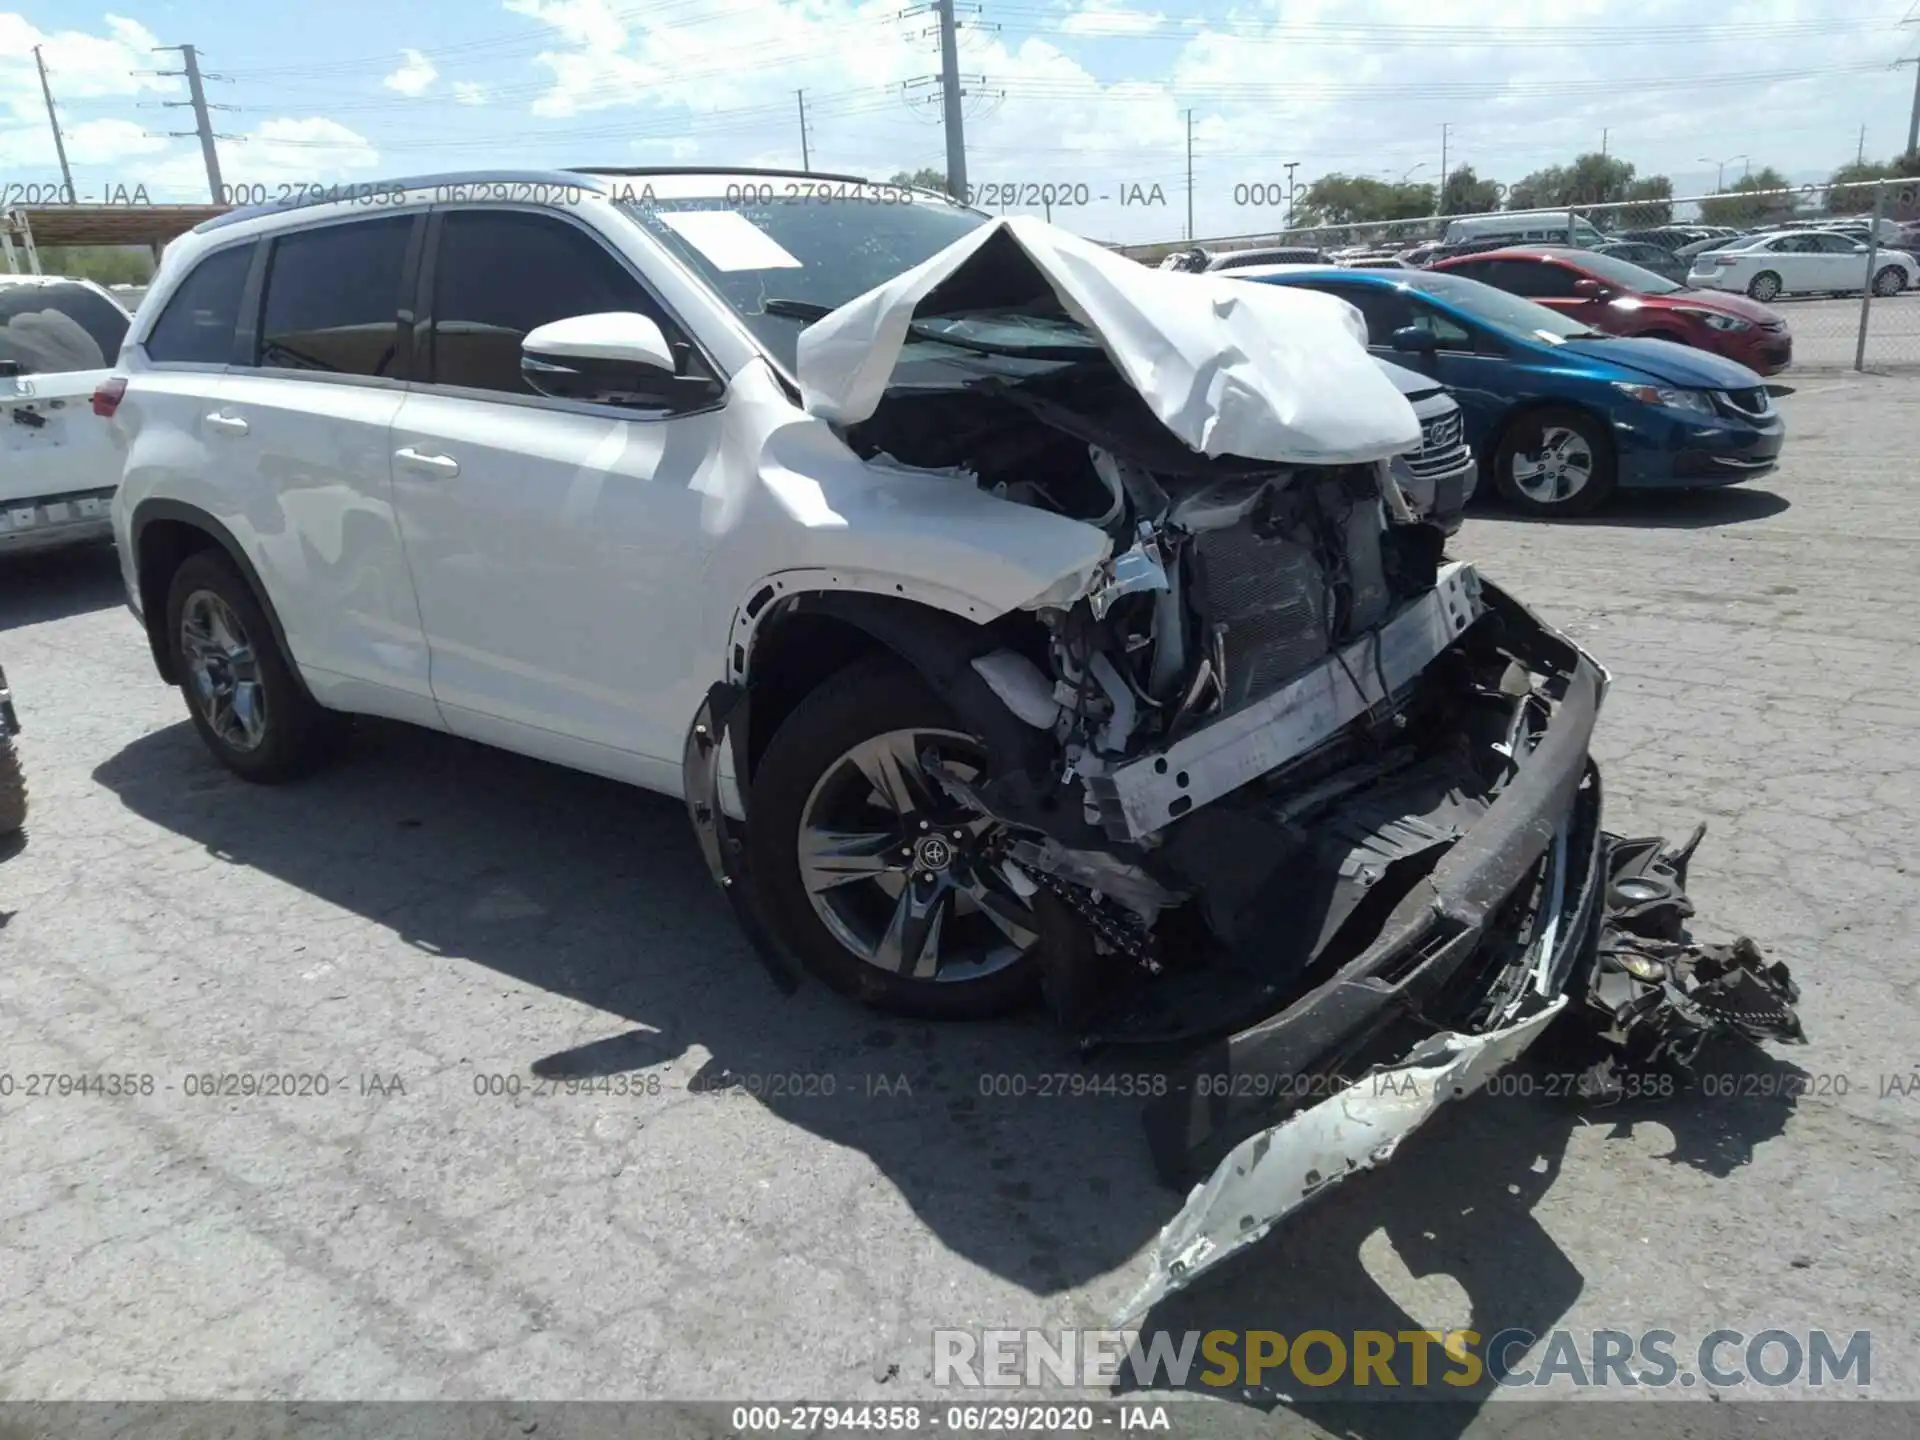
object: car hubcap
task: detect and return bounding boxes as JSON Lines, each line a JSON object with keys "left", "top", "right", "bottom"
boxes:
{"left": 797, "top": 727, "right": 1039, "bottom": 983}
{"left": 1874, "top": 270, "right": 1900, "bottom": 296}
{"left": 1510, "top": 426, "right": 1595, "bottom": 505}
{"left": 180, "top": 591, "right": 268, "bottom": 752}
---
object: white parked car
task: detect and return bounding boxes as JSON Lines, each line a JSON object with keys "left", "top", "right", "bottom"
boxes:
{"left": 100, "top": 168, "right": 1799, "bottom": 1307}
{"left": 0, "top": 274, "right": 131, "bottom": 553}
{"left": 1687, "top": 229, "right": 1916, "bottom": 301}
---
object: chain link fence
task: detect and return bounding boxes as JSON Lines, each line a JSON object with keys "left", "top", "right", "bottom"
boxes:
{"left": 1123, "top": 177, "right": 1920, "bottom": 374}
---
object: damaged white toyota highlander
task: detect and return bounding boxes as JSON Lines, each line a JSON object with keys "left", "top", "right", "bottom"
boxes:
{"left": 104, "top": 169, "right": 1803, "bottom": 1310}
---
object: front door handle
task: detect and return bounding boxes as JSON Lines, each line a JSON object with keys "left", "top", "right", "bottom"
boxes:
{"left": 395, "top": 447, "right": 459, "bottom": 477}
{"left": 205, "top": 411, "right": 249, "bottom": 435}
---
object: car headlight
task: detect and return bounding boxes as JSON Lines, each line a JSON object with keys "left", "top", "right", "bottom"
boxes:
{"left": 1681, "top": 310, "right": 1754, "bottom": 333}
{"left": 1613, "top": 382, "right": 1715, "bottom": 415}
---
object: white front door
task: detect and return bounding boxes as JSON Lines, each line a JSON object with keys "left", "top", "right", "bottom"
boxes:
{"left": 389, "top": 206, "right": 728, "bottom": 783}
{"left": 0, "top": 279, "right": 130, "bottom": 520}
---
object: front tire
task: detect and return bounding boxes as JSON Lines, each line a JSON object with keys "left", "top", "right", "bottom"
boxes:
{"left": 1492, "top": 407, "right": 1617, "bottom": 518}
{"left": 1872, "top": 265, "right": 1906, "bottom": 297}
{"left": 748, "top": 656, "right": 1043, "bottom": 1020}
{"left": 1746, "top": 271, "right": 1783, "bottom": 302}
{"left": 165, "top": 550, "right": 344, "bottom": 782}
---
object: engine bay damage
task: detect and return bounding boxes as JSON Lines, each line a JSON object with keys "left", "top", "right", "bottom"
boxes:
{"left": 684, "top": 212, "right": 1806, "bottom": 1308}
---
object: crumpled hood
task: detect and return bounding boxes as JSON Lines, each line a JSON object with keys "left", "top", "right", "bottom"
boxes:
{"left": 796, "top": 214, "right": 1423, "bottom": 466}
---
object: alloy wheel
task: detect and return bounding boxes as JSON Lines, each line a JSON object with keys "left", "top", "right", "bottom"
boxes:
{"left": 796, "top": 727, "right": 1039, "bottom": 983}
{"left": 1510, "top": 425, "right": 1595, "bottom": 507}
{"left": 180, "top": 590, "right": 268, "bottom": 752}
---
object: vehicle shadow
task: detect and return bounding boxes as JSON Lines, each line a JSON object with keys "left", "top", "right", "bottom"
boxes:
{"left": 1476, "top": 487, "right": 1790, "bottom": 531}
{"left": 92, "top": 716, "right": 1803, "bottom": 1427}
{"left": 1119, "top": 1045, "right": 1805, "bottom": 1434}
{"left": 0, "top": 541, "right": 124, "bottom": 631}
{"left": 92, "top": 716, "right": 1179, "bottom": 1295}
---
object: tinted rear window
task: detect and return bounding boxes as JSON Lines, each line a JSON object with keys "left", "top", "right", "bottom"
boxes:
{"left": 146, "top": 244, "right": 252, "bottom": 365}
{"left": 257, "top": 217, "right": 412, "bottom": 377}
{"left": 0, "top": 281, "right": 129, "bottom": 374}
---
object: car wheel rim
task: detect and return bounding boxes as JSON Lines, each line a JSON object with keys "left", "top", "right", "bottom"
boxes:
{"left": 1510, "top": 426, "right": 1594, "bottom": 506}
{"left": 1874, "top": 270, "right": 1900, "bottom": 296}
{"left": 1753, "top": 276, "right": 1779, "bottom": 300}
{"left": 180, "top": 590, "right": 268, "bottom": 752}
{"left": 796, "top": 727, "right": 1039, "bottom": 984}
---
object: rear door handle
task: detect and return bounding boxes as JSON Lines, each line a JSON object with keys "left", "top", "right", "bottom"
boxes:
{"left": 205, "top": 411, "right": 249, "bottom": 435}
{"left": 395, "top": 447, "right": 459, "bottom": 477}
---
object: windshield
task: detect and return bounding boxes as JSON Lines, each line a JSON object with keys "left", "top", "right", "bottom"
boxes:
{"left": 623, "top": 191, "right": 998, "bottom": 373}
{"left": 1570, "top": 249, "right": 1682, "bottom": 294}
{"left": 1398, "top": 271, "right": 1599, "bottom": 344}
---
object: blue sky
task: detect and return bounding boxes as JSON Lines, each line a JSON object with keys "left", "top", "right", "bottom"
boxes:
{"left": 3, "top": 0, "right": 1916, "bottom": 243}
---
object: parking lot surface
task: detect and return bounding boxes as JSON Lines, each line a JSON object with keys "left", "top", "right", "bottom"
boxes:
{"left": 1782, "top": 291, "right": 1920, "bottom": 370}
{"left": 2, "top": 374, "right": 1916, "bottom": 1426}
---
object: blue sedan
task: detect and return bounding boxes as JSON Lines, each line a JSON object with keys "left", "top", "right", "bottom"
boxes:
{"left": 1240, "top": 266, "right": 1786, "bottom": 516}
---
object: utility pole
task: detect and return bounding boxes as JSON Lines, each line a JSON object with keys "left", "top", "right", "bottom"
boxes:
{"left": 934, "top": 0, "right": 968, "bottom": 203}
{"left": 1184, "top": 109, "right": 1195, "bottom": 240}
{"left": 32, "top": 47, "right": 75, "bottom": 202}
{"left": 152, "top": 44, "right": 232, "bottom": 202}
{"left": 1858, "top": 123, "right": 1867, "bottom": 165}
{"left": 1284, "top": 160, "right": 1299, "bottom": 229}
{"left": 1601, "top": 127, "right": 1609, "bottom": 158}
{"left": 795, "top": 89, "right": 811, "bottom": 172}
{"left": 1438, "top": 121, "right": 1450, "bottom": 214}
{"left": 1906, "top": 54, "right": 1919, "bottom": 157}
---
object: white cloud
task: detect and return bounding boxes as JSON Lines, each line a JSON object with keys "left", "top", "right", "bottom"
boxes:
{"left": 383, "top": 48, "right": 439, "bottom": 97}
{"left": 453, "top": 81, "right": 491, "bottom": 106}
{"left": 0, "top": 12, "right": 175, "bottom": 128}
{"left": 1058, "top": 0, "right": 1166, "bottom": 38}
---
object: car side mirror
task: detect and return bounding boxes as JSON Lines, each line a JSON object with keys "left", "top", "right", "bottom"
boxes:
{"left": 1389, "top": 325, "right": 1439, "bottom": 353}
{"left": 521, "top": 311, "right": 717, "bottom": 408}
{"left": 1572, "top": 278, "right": 1607, "bottom": 297}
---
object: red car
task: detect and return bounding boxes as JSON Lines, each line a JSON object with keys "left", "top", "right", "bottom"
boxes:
{"left": 1430, "top": 246, "right": 1791, "bottom": 375}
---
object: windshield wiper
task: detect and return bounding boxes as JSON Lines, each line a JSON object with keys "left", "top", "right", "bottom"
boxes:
{"left": 760, "top": 298, "right": 834, "bottom": 321}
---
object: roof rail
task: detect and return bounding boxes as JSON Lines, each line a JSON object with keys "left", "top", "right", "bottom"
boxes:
{"left": 566, "top": 165, "right": 875, "bottom": 184}
{"left": 191, "top": 169, "right": 616, "bottom": 235}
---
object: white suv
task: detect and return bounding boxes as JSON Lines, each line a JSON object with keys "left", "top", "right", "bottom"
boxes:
{"left": 103, "top": 167, "right": 1804, "bottom": 1303}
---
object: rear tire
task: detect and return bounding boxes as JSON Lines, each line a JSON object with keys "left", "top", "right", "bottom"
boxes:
{"left": 1746, "top": 271, "right": 1783, "bottom": 302}
{"left": 165, "top": 550, "right": 345, "bottom": 783}
{"left": 1492, "top": 407, "right": 1617, "bottom": 518}
{"left": 748, "top": 656, "right": 1042, "bottom": 1020}
{"left": 0, "top": 730, "right": 25, "bottom": 837}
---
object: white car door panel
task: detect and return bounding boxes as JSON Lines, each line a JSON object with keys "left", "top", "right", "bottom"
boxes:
{"left": 390, "top": 388, "right": 723, "bottom": 775}
{"left": 210, "top": 214, "right": 438, "bottom": 726}
{"left": 390, "top": 206, "right": 726, "bottom": 776}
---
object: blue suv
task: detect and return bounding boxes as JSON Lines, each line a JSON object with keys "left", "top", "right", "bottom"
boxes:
{"left": 1241, "top": 266, "right": 1786, "bottom": 516}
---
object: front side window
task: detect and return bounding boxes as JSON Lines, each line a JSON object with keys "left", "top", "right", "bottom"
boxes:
{"left": 0, "top": 282, "right": 129, "bottom": 374}
{"left": 1490, "top": 260, "right": 1581, "bottom": 298}
{"left": 143, "top": 244, "right": 252, "bottom": 366}
{"left": 1312, "top": 283, "right": 1412, "bottom": 343}
{"left": 429, "top": 210, "right": 680, "bottom": 396}
{"left": 258, "top": 217, "right": 412, "bottom": 377}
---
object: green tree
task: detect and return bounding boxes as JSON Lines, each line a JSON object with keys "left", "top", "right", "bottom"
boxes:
{"left": 1621, "top": 174, "right": 1674, "bottom": 227}
{"left": 888, "top": 168, "right": 948, "bottom": 192}
{"left": 1507, "top": 152, "right": 1653, "bottom": 212}
{"left": 1699, "top": 167, "right": 1793, "bottom": 226}
{"left": 38, "top": 246, "right": 155, "bottom": 285}
{"left": 1295, "top": 173, "right": 1437, "bottom": 226}
{"left": 1826, "top": 159, "right": 1891, "bottom": 213}
{"left": 1439, "top": 164, "right": 1502, "bottom": 215}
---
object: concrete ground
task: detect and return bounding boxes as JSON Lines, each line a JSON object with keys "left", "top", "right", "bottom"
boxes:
{"left": 1, "top": 374, "right": 1916, "bottom": 1432}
